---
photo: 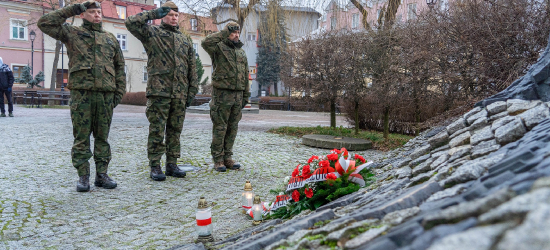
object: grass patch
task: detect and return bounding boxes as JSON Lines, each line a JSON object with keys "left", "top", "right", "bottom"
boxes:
{"left": 267, "top": 126, "right": 413, "bottom": 151}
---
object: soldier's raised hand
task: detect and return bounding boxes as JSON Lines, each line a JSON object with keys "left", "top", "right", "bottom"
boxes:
{"left": 73, "top": 1, "right": 97, "bottom": 15}
{"left": 154, "top": 6, "right": 172, "bottom": 19}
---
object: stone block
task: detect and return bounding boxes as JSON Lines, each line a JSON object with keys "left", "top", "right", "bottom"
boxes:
{"left": 449, "top": 131, "right": 471, "bottom": 148}
{"left": 448, "top": 145, "right": 471, "bottom": 163}
{"left": 394, "top": 158, "right": 412, "bottom": 169}
{"left": 488, "top": 111, "right": 509, "bottom": 123}
{"left": 426, "top": 182, "right": 471, "bottom": 202}
{"left": 495, "top": 117, "right": 527, "bottom": 145}
{"left": 428, "top": 131, "right": 450, "bottom": 148}
{"left": 426, "top": 222, "right": 515, "bottom": 250}
{"left": 422, "top": 188, "right": 516, "bottom": 229}
{"left": 478, "top": 188, "right": 550, "bottom": 224}
{"left": 463, "top": 107, "right": 483, "bottom": 121}
{"left": 471, "top": 139, "right": 500, "bottom": 159}
{"left": 301, "top": 134, "right": 372, "bottom": 151}
{"left": 432, "top": 145, "right": 450, "bottom": 154}
{"left": 449, "top": 126, "right": 470, "bottom": 140}
{"left": 409, "top": 171, "right": 434, "bottom": 186}
{"left": 517, "top": 103, "right": 550, "bottom": 130}
{"left": 467, "top": 109, "right": 488, "bottom": 126}
{"left": 442, "top": 153, "right": 504, "bottom": 188}
{"left": 470, "top": 126, "right": 494, "bottom": 146}
{"left": 447, "top": 118, "right": 467, "bottom": 136}
{"left": 470, "top": 117, "right": 489, "bottom": 132}
{"left": 486, "top": 101, "right": 507, "bottom": 116}
{"left": 491, "top": 116, "right": 516, "bottom": 132}
{"left": 409, "top": 145, "right": 432, "bottom": 160}
{"left": 410, "top": 154, "right": 431, "bottom": 167}
{"left": 408, "top": 218, "right": 477, "bottom": 250}
{"left": 430, "top": 154, "right": 449, "bottom": 170}
{"left": 382, "top": 207, "right": 420, "bottom": 226}
{"left": 412, "top": 160, "right": 433, "bottom": 177}
{"left": 507, "top": 100, "right": 542, "bottom": 115}
{"left": 311, "top": 218, "right": 355, "bottom": 235}
{"left": 326, "top": 220, "right": 378, "bottom": 241}
{"left": 495, "top": 204, "right": 550, "bottom": 250}
{"left": 385, "top": 222, "right": 424, "bottom": 247}
{"left": 394, "top": 166, "right": 412, "bottom": 179}
{"left": 344, "top": 225, "right": 388, "bottom": 249}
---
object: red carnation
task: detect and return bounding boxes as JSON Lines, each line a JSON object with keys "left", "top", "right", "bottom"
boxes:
{"left": 302, "top": 165, "right": 311, "bottom": 178}
{"left": 341, "top": 148, "right": 349, "bottom": 158}
{"left": 292, "top": 190, "right": 300, "bottom": 202}
{"left": 319, "top": 160, "right": 330, "bottom": 168}
{"left": 354, "top": 154, "right": 366, "bottom": 163}
{"left": 305, "top": 188, "right": 314, "bottom": 198}
{"left": 327, "top": 153, "right": 338, "bottom": 161}
{"left": 307, "top": 155, "right": 319, "bottom": 164}
{"left": 292, "top": 165, "right": 300, "bottom": 177}
{"left": 327, "top": 173, "right": 337, "bottom": 180}
{"left": 332, "top": 149, "right": 341, "bottom": 154}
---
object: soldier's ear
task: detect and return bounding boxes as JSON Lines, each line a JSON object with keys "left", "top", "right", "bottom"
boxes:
{"left": 80, "top": 13, "right": 84, "bottom": 18}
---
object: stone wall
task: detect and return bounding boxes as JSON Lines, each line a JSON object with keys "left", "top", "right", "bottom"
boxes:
{"left": 194, "top": 99, "right": 550, "bottom": 250}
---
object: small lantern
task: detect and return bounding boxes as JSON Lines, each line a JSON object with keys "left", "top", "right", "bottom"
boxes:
{"left": 242, "top": 180, "right": 254, "bottom": 212}
{"left": 196, "top": 197, "right": 214, "bottom": 242}
{"left": 252, "top": 195, "right": 263, "bottom": 225}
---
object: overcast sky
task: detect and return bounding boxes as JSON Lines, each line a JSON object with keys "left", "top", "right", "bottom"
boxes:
{"left": 167, "top": 0, "right": 335, "bottom": 16}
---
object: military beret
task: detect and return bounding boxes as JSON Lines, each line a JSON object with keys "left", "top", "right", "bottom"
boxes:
{"left": 161, "top": 1, "right": 178, "bottom": 12}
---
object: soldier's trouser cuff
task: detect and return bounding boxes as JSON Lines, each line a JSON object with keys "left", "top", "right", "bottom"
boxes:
{"left": 166, "top": 157, "right": 177, "bottom": 165}
{"left": 75, "top": 162, "right": 90, "bottom": 176}
{"left": 95, "top": 161, "right": 109, "bottom": 174}
{"left": 213, "top": 155, "right": 224, "bottom": 163}
{"left": 149, "top": 160, "right": 161, "bottom": 167}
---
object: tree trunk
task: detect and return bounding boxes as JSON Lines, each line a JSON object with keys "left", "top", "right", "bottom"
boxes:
{"left": 354, "top": 100, "right": 359, "bottom": 135}
{"left": 273, "top": 81, "right": 278, "bottom": 96}
{"left": 383, "top": 106, "right": 390, "bottom": 139}
{"left": 48, "top": 40, "right": 62, "bottom": 106}
{"left": 330, "top": 99, "right": 336, "bottom": 128}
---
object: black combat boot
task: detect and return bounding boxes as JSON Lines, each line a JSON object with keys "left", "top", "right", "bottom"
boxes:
{"left": 166, "top": 163, "right": 186, "bottom": 178}
{"left": 150, "top": 166, "right": 166, "bottom": 181}
{"left": 224, "top": 159, "right": 241, "bottom": 170}
{"left": 214, "top": 161, "right": 226, "bottom": 172}
{"left": 94, "top": 173, "right": 117, "bottom": 189}
{"left": 77, "top": 175, "right": 90, "bottom": 192}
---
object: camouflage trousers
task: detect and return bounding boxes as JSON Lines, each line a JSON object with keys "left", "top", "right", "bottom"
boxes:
{"left": 146, "top": 97, "right": 186, "bottom": 167}
{"left": 210, "top": 88, "right": 243, "bottom": 163}
{"left": 70, "top": 90, "right": 115, "bottom": 176}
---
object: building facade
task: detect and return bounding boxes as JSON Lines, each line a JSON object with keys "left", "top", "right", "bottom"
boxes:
{"left": 0, "top": 0, "right": 44, "bottom": 88}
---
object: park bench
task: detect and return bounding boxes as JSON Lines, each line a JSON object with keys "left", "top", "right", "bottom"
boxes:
{"left": 39, "top": 91, "right": 70, "bottom": 105}
{"left": 190, "top": 96, "right": 211, "bottom": 106}
{"left": 260, "top": 100, "right": 288, "bottom": 110}
{"left": 12, "top": 90, "right": 70, "bottom": 107}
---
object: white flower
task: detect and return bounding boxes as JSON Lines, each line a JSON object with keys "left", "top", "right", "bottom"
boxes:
{"left": 284, "top": 176, "right": 291, "bottom": 183}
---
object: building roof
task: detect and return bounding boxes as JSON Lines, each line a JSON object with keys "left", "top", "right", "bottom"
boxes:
{"left": 214, "top": 3, "right": 320, "bottom": 16}
{"left": 100, "top": 0, "right": 156, "bottom": 20}
{"left": 178, "top": 12, "right": 218, "bottom": 35}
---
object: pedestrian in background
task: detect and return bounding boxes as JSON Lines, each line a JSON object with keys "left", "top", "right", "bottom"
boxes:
{"left": 0, "top": 57, "right": 15, "bottom": 117}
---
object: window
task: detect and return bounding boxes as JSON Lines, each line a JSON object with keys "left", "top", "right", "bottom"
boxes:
{"left": 322, "top": 15, "right": 326, "bottom": 22}
{"left": 116, "top": 34, "right": 127, "bottom": 50}
{"left": 330, "top": 17, "right": 336, "bottom": 30}
{"left": 10, "top": 19, "right": 27, "bottom": 40}
{"left": 193, "top": 43, "right": 198, "bottom": 54}
{"left": 143, "top": 65, "right": 148, "bottom": 82}
{"left": 407, "top": 3, "right": 417, "bottom": 20}
{"left": 352, "top": 14, "right": 360, "bottom": 29}
{"left": 12, "top": 65, "right": 24, "bottom": 80}
{"left": 247, "top": 32, "right": 256, "bottom": 41}
{"left": 249, "top": 68, "right": 256, "bottom": 74}
{"left": 116, "top": 5, "right": 126, "bottom": 19}
{"left": 190, "top": 18, "right": 197, "bottom": 31}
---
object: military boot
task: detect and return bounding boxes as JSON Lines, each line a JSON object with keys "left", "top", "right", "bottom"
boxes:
{"left": 94, "top": 173, "right": 117, "bottom": 189}
{"left": 0, "top": 113, "right": 5, "bottom": 117}
{"left": 150, "top": 165, "right": 166, "bottom": 181}
{"left": 166, "top": 163, "right": 186, "bottom": 178}
{"left": 8, "top": 112, "right": 13, "bottom": 117}
{"left": 224, "top": 159, "right": 241, "bottom": 170}
{"left": 77, "top": 175, "right": 90, "bottom": 192}
{"left": 214, "top": 161, "right": 226, "bottom": 172}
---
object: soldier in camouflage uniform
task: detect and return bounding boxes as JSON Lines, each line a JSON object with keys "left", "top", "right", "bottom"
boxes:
{"left": 125, "top": 1, "right": 198, "bottom": 181}
{"left": 38, "top": 1, "right": 126, "bottom": 192}
{"left": 201, "top": 22, "right": 250, "bottom": 172}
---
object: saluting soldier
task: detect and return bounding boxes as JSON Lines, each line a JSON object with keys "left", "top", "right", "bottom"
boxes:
{"left": 38, "top": 1, "right": 126, "bottom": 192}
{"left": 125, "top": 1, "right": 198, "bottom": 181}
{"left": 201, "top": 22, "right": 250, "bottom": 172}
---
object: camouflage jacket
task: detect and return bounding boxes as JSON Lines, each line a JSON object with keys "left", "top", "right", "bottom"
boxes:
{"left": 201, "top": 30, "right": 250, "bottom": 100}
{"left": 125, "top": 10, "right": 198, "bottom": 100}
{"left": 37, "top": 5, "right": 126, "bottom": 98}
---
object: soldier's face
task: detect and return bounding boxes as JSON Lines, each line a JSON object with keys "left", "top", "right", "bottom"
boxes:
{"left": 228, "top": 31, "right": 240, "bottom": 42}
{"left": 80, "top": 8, "right": 102, "bottom": 23}
{"left": 162, "top": 10, "right": 179, "bottom": 26}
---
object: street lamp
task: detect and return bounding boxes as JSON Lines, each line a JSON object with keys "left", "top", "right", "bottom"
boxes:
{"left": 29, "top": 30, "right": 36, "bottom": 75}
{"left": 426, "top": 0, "right": 437, "bottom": 9}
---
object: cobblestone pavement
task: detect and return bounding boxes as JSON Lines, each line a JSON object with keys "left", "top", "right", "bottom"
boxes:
{"left": 0, "top": 105, "right": 386, "bottom": 249}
